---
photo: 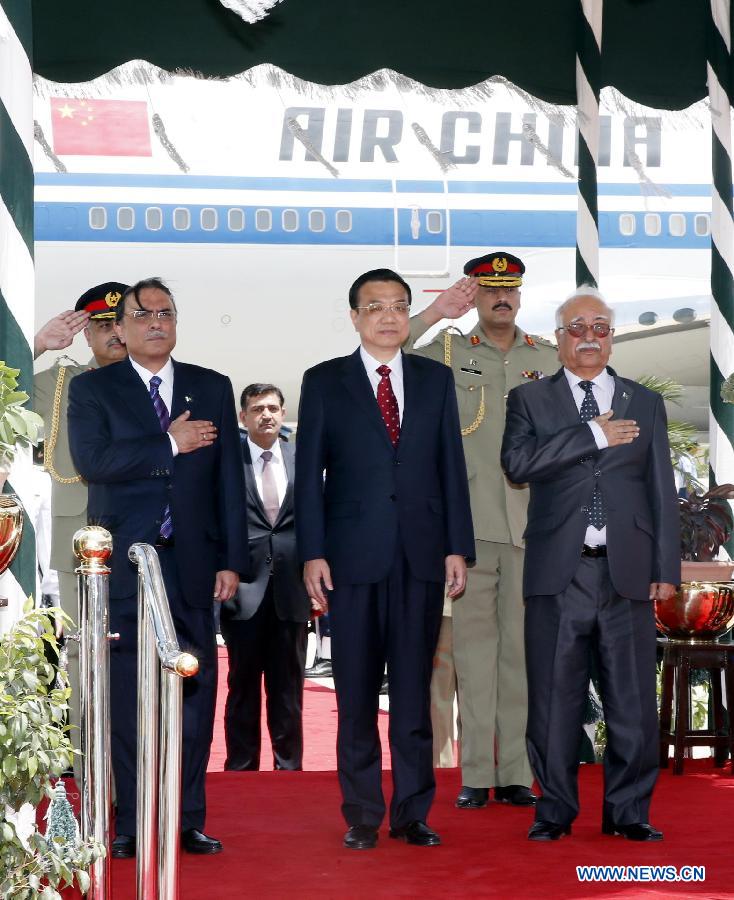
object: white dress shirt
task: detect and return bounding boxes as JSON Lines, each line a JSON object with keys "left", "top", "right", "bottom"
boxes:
{"left": 359, "top": 346, "right": 404, "bottom": 423}
{"left": 248, "top": 436, "right": 288, "bottom": 509}
{"left": 564, "top": 366, "right": 615, "bottom": 546}
{"left": 129, "top": 356, "right": 178, "bottom": 456}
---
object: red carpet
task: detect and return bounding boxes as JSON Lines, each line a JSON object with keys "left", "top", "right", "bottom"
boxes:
{"left": 64, "top": 649, "right": 734, "bottom": 897}
{"left": 107, "top": 765, "right": 733, "bottom": 899}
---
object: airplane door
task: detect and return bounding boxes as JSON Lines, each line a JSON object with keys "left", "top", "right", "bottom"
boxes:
{"left": 392, "top": 180, "right": 450, "bottom": 277}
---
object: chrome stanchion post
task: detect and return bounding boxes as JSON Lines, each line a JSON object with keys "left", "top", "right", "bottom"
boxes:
{"left": 129, "top": 543, "right": 198, "bottom": 900}
{"left": 136, "top": 560, "right": 160, "bottom": 899}
{"left": 74, "top": 526, "right": 114, "bottom": 900}
{"left": 158, "top": 652, "right": 197, "bottom": 897}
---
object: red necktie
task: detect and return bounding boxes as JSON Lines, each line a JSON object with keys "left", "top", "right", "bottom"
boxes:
{"left": 376, "top": 364, "right": 401, "bottom": 447}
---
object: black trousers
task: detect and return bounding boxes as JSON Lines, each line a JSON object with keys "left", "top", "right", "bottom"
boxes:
{"left": 220, "top": 581, "right": 307, "bottom": 771}
{"left": 525, "top": 556, "right": 659, "bottom": 827}
{"left": 109, "top": 548, "right": 218, "bottom": 836}
{"left": 329, "top": 549, "right": 443, "bottom": 829}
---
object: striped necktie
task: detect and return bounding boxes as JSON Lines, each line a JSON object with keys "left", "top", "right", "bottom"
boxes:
{"left": 150, "top": 376, "right": 173, "bottom": 538}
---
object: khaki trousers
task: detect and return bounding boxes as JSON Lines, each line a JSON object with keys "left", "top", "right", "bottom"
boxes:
{"left": 452, "top": 540, "right": 532, "bottom": 788}
{"left": 58, "top": 570, "right": 81, "bottom": 778}
{"left": 430, "top": 614, "right": 457, "bottom": 767}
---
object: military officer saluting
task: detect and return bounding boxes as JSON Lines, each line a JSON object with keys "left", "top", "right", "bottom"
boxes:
{"left": 404, "top": 252, "right": 557, "bottom": 810}
{"left": 34, "top": 282, "right": 129, "bottom": 758}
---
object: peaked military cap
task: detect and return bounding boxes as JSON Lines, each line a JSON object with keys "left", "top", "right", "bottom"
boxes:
{"left": 463, "top": 252, "right": 525, "bottom": 288}
{"left": 74, "top": 281, "right": 129, "bottom": 320}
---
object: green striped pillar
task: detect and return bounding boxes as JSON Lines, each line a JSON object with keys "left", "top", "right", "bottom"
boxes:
{"left": 575, "top": 0, "right": 602, "bottom": 288}
{"left": 0, "top": 0, "right": 37, "bottom": 627}
{"left": 707, "top": 0, "right": 734, "bottom": 555}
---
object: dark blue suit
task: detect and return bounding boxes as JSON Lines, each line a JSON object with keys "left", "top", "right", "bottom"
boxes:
{"left": 68, "top": 356, "right": 248, "bottom": 835}
{"left": 295, "top": 348, "right": 474, "bottom": 828}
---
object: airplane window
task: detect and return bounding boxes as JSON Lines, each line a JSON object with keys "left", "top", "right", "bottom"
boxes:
{"left": 89, "top": 207, "right": 107, "bottom": 230}
{"left": 282, "top": 209, "right": 299, "bottom": 232}
{"left": 173, "top": 208, "right": 190, "bottom": 231}
{"left": 618, "top": 214, "right": 636, "bottom": 236}
{"left": 201, "top": 208, "right": 218, "bottom": 231}
{"left": 228, "top": 208, "right": 245, "bottom": 231}
{"left": 146, "top": 207, "right": 163, "bottom": 231}
{"left": 256, "top": 209, "right": 272, "bottom": 231}
{"left": 117, "top": 207, "right": 135, "bottom": 230}
{"left": 336, "top": 210, "right": 352, "bottom": 233}
{"left": 426, "top": 211, "right": 443, "bottom": 234}
{"left": 309, "top": 210, "right": 325, "bottom": 232}
{"left": 694, "top": 214, "right": 711, "bottom": 237}
{"left": 644, "top": 213, "right": 661, "bottom": 237}
{"left": 668, "top": 214, "right": 686, "bottom": 237}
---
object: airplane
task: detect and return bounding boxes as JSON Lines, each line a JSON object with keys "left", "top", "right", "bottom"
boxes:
{"left": 31, "top": 67, "right": 713, "bottom": 431}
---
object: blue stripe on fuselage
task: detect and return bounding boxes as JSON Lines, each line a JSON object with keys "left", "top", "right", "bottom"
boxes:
{"left": 33, "top": 200, "right": 712, "bottom": 249}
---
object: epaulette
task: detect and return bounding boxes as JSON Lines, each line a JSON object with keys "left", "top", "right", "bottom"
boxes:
{"left": 526, "top": 334, "right": 557, "bottom": 350}
{"left": 55, "top": 354, "right": 83, "bottom": 368}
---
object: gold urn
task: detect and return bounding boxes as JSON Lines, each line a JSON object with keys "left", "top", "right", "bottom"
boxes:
{"left": 655, "top": 582, "right": 734, "bottom": 641}
{"left": 0, "top": 494, "right": 24, "bottom": 574}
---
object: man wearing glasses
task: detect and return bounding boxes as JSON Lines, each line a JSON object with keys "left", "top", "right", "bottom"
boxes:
{"left": 501, "top": 287, "right": 679, "bottom": 842}
{"left": 295, "top": 268, "right": 474, "bottom": 850}
{"left": 68, "top": 277, "right": 249, "bottom": 858}
{"left": 404, "top": 252, "right": 557, "bottom": 809}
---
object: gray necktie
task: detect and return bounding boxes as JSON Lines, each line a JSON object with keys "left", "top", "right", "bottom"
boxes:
{"left": 260, "top": 450, "right": 280, "bottom": 526}
{"left": 578, "top": 380, "right": 606, "bottom": 530}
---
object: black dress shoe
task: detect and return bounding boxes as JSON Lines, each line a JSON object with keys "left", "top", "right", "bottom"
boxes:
{"left": 455, "top": 786, "right": 489, "bottom": 809}
{"left": 528, "top": 820, "right": 571, "bottom": 841}
{"left": 389, "top": 821, "right": 441, "bottom": 846}
{"left": 602, "top": 820, "right": 663, "bottom": 842}
{"left": 111, "top": 834, "right": 135, "bottom": 858}
{"left": 343, "top": 825, "right": 378, "bottom": 850}
{"left": 181, "top": 829, "right": 223, "bottom": 854}
{"left": 495, "top": 785, "right": 538, "bottom": 806}
{"left": 305, "top": 657, "right": 333, "bottom": 678}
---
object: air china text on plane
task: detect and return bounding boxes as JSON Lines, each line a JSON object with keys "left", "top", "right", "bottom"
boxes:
{"left": 279, "top": 108, "right": 662, "bottom": 167}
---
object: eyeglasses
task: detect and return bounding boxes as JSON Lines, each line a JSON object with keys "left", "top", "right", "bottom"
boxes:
{"left": 557, "top": 321, "right": 613, "bottom": 338}
{"left": 354, "top": 302, "right": 411, "bottom": 316}
{"left": 125, "top": 309, "right": 176, "bottom": 322}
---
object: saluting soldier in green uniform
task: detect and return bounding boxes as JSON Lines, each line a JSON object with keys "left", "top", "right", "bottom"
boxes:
{"left": 34, "top": 282, "right": 129, "bottom": 758}
{"left": 404, "top": 252, "right": 557, "bottom": 808}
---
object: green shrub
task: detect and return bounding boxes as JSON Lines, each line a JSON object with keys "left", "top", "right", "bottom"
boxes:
{"left": 0, "top": 604, "right": 102, "bottom": 898}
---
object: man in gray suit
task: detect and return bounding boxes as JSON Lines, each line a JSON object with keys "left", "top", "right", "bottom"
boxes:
{"left": 220, "top": 384, "right": 314, "bottom": 770}
{"left": 501, "top": 286, "right": 679, "bottom": 843}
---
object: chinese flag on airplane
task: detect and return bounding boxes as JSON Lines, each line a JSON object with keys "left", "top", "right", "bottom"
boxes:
{"left": 50, "top": 98, "right": 152, "bottom": 156}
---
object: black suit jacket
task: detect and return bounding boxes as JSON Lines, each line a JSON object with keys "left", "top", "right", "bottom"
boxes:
{"left": 220, "top": 435, "right": 310, "bottom": 623}
{"left": 68, "top": 357, "right": 249, "bottom": 606}
{"left": 295, "top": 348, "right": 475, "bottom": 585}
{"left": 501, "top": 366, "right": 680, "bottom": 601}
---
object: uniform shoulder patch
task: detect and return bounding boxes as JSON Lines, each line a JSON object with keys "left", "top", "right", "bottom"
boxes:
{"left": 527, "top": 334, "right": 557, "bottom": 349}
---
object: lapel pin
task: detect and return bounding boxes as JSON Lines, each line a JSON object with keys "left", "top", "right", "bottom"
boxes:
{"left": 185, "top": 395, "right": 193, "bottom": 404}
{"left": 622, "top": 391, "right": 629, "bottom": 400}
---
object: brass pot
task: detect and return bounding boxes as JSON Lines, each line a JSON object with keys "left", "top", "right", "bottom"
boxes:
{"left": 655, "top": 582, "right": 734, "bottom": 641}
{"left": 0, "top": 494, "right": 24, "bottom": 574}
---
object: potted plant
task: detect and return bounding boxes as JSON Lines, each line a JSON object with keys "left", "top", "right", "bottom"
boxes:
{"left": 0, "top": 603, "right": 102, "bottom": 898}
{"left": 679, "top": 484, "right": 734, "bottom": 583}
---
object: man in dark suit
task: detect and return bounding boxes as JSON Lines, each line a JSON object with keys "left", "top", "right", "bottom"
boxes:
{"left": 220, "top": 383, "right": 312, "bottom": 770}
{"left": 295, "top": 268, "right": 474, "bottom": 851}
{"left": 68, "top": 277, "right": 249, "bottom": 857}
{"left": 501, "top": 286, "right": 679, "bottom": 843}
